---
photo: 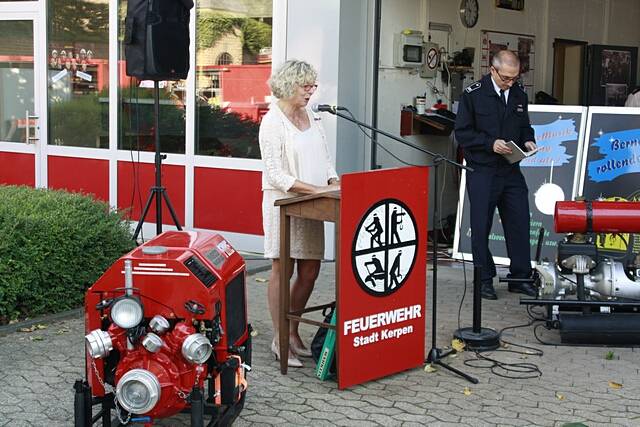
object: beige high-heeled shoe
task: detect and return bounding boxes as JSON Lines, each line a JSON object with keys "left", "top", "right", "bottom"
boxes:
{"left": 271, "top": 340, "right": 303, "bottom": 368}
{"left": 289, "top": 341, "right": 313, "bottom": 358}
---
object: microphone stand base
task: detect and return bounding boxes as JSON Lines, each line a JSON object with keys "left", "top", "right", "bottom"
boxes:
{"left": 426, "top": 347, "right": 479, "bottom": 384}
{"left": 453, "top": 327, "right": 500, "bottom": 352}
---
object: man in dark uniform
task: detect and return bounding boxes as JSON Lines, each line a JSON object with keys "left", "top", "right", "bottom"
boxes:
{"left": 454, "top": 50, "right": 537, "bottom": 300}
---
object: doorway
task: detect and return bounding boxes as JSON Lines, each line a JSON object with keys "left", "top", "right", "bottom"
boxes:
{"left": 0, "top": 2, "right": 46, "bottom": 187}
{"left": 552, "top": 39, "right": 587, "bottom": 105}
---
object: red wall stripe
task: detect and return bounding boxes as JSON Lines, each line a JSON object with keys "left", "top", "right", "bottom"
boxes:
{"left": 194, "top": 167, "right": 263, "bottom": 235}
{"left": 0, "top": 152, "right": 35, "bottom": 187}
{"left": 117, "top": 161, "right": 185, "bottom": 226}
{"left": 48, "top": 156, "right": 109, "bottom": 201}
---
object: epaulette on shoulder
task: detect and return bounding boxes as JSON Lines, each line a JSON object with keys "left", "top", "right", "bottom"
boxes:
{"left": 465, "top": 81, "right": 481, "bottom": 93}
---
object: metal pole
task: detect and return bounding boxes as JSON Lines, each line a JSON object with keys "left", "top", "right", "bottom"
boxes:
{"left": 154, "top": 80, "right": 162, "bottom": 235}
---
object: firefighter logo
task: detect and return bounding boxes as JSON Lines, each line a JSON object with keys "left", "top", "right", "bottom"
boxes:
{"left": 352, "top": 199, "right": 418, "bottom": 296}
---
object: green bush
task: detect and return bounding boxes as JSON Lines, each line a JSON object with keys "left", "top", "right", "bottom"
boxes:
{"left": 0, "top": 186, "right": 135, "bottom": 324}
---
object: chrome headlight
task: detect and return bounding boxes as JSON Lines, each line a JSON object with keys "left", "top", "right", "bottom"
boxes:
{"left": 181, "top": 333, "right": 212, "bottom": 364}
{"left": 116, "top": 369, "right": 161, "bottom": 414}
{"left": 110, "top": 297, "right": 143, "bottom": 329}
{"left": 85, "top": 329, "right": 113, "bottom": 359}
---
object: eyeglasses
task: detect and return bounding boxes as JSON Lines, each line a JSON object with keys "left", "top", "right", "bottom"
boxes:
{"left": 302, "top": 83, "right": 318, "bottom": 92}
{"left": 491, "top": 66, "right": 519, "bottom": 83}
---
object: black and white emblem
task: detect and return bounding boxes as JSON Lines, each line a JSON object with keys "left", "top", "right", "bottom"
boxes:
{"left": 352, "top": 199, "right": 418, "bottom": 296}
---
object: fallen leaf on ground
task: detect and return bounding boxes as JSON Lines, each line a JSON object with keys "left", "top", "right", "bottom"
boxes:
{"left": 608, "top": 381, "right": 623, "bottom": 389}
{"left": 424, "top": 364, "right": 437, "bottom": 373}
{"left": 463, "top": 386, "right": 472, "bottom": 396}
{"left": 561, "top": 423, "right": 588, "bottom": 427}
{"left": 451, "top": 338, "right": 465, "bottom": 352}
{"left": 255, "top": 277, "right": 268, "bottom": 283}
{"left": 29, "top": 336, "right": 44, "bottom": 341}
{"left": 19, "top": 325, "right": 36, "bottom": 333}
{"left": 35, "top": 324, "right": 47, "bottom": 330}
{"left": 555, "top": 392, "right": 565, "bottom": 400}
{"left": 605, "top": 350, "right": 615, "bottom": 360}
{"left": 250, "top": 328, "right": 259, "bottom": 337}
{"left": 56, "top": 329, "right": 69, "bottom": 335}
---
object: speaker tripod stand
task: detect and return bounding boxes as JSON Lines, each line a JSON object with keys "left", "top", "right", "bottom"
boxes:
{"left": 132, "top": 81, "right": 182, "bottom": 242}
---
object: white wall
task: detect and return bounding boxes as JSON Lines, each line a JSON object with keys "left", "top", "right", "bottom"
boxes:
{"left": 336, "top": 0, "right": 372, "bottom": 174}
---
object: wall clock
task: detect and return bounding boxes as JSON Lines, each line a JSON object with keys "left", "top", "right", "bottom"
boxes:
{"left": 459, "top": 0, "right": 479, "bottom": 28}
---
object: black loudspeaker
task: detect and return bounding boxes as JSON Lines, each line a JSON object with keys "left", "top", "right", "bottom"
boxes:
{"left": 124, "top": 0, "right": 194, "bottom": 81}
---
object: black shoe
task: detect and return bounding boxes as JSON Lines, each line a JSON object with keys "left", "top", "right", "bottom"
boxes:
{"left": 480, "top": 282, "right": 498, "bottom": 300}
{"left": 508, "top": 282, "right": 537, "bottom": 297}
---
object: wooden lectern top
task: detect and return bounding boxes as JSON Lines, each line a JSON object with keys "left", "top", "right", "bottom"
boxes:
{"left": 274, "top": 190, "right": 340, "bottom": 223}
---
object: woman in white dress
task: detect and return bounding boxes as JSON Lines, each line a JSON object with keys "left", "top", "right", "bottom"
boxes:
{"left": 259, "top": 60, "right": 340, "bottom": 367}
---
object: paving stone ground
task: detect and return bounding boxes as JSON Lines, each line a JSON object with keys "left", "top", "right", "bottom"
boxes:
{"left": 1, "top": 257, "right": 639, "bottom": 426}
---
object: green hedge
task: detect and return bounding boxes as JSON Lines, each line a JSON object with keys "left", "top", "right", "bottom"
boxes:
{"left": 0, "top": 186, "right": 135, "bottom": 324}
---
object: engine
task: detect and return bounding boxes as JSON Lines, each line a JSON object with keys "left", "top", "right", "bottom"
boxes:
{"left": 527, "top": 200, "right": 640, "bottom": 345}
{"left": 74, "top": 231, "right": 251, "bottom": 426}
{"left": 537, "top": 200, "right": 640, "bottom": 300}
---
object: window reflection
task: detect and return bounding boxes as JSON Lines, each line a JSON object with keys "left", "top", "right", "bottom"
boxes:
{"left": 0, "top": 21, "right": 34, "bottom": 143}
{"left": 48, "top": 0, "right": 109, "bottom": 148}
{"left": 195, "top": 0, "right": 273, "bottom": 159}
{"left": 117, "top": 1, "right": 186, "bottom": 154}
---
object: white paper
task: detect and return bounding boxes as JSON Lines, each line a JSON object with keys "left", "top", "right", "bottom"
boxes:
{"left": 76, "top": 70, "right": 92, "bottom": 82}
{"left": 51, "top": 69, "right": 68, "bottom": 83}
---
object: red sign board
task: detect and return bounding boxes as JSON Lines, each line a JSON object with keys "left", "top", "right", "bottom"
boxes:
{"left": 338, "top": 166, "right": 428, "bottom": 389}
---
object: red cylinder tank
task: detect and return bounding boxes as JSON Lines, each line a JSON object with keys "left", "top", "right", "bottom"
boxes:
{"left": 554, "top": 201, "right": 640, "bottom": 233}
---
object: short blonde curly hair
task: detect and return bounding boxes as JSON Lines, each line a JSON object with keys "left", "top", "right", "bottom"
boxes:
{"left": 268, "top": 60, "right": 318, "bottom": 99}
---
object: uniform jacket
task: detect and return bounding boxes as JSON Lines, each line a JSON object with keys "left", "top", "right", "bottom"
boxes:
{"left": 455, "top": 74, "right": 536, "bottom": 167}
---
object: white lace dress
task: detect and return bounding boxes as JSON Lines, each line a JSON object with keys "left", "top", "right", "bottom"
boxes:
{"left": 259, "top": 103, "right": 338, "bottom": 259}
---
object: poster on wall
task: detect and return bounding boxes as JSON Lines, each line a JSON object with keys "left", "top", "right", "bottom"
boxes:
{"left": 481, "top": 30, "right": 535, "bottom": 98}
{"left": 602, "top": 50, "right": 632, "bottom": 106}
{"left": 453, "top": 106, "right": 588, "bottom": 264}
{"left": 585, "top": 45, "right": 638, "bottom": 106}
{"left": 579, "top": 108, "right": 640, "bottom": 262}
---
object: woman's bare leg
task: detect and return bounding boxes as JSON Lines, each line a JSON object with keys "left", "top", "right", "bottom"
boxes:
{"left": 289, "top": 259, "right": 321, "bottom": 347}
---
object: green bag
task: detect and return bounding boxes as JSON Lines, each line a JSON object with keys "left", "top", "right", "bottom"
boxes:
{"left": 315, "top": 309, "right": 337, "bottom": 380}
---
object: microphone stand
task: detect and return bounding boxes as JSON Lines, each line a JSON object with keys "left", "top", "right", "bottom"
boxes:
{"left": 327, "top": 108, "right": 478, "bottom": 384}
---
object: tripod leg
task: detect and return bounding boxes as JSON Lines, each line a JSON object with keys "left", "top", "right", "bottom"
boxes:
{"left": 161, "top": 188, "right": 183, "bottom": 230}
{"left": 133, "top": 190, "right": 157, "bottom": 241}
{"left": 433, "top": 360, "right": 479, "bottom": 384}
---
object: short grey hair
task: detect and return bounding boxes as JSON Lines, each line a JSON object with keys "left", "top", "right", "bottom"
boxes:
{"left": 491, "top": 50, "right": 520, "bottom": 69}
{"left": 268, "top": 60, "right": 318, "bottom": 99}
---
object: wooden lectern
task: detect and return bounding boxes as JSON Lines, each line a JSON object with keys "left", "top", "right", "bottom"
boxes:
{"left": 275, "top": 190, "right": 340, "bottom": 374}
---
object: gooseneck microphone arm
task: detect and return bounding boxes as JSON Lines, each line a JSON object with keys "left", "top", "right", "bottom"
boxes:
{"left": 318, "top": 106, "right": 472, "bottom": 172}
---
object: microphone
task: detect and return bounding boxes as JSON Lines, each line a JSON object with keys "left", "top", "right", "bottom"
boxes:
{"left": 311, "top": 104, "right": 347, "bottom": 114}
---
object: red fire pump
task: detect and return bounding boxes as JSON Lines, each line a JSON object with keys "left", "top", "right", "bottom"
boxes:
{"left": 74, "top": 231, "right": 251, "bottom": 426}
{"left": 523, "top": 200, "right": 640, "bottom": 344}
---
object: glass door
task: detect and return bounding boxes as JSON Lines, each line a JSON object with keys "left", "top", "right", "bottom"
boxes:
{"left": 0, "top": 4, "right": 44, "bottom": 187}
